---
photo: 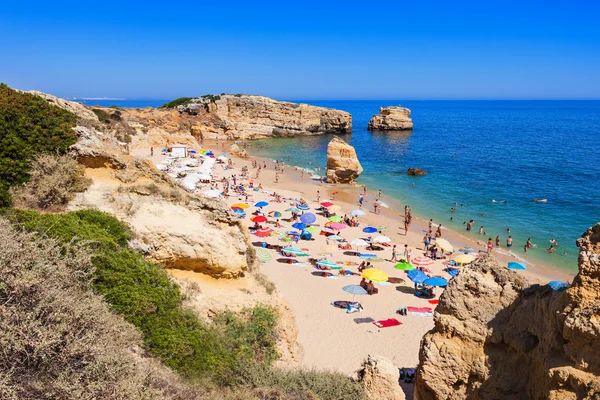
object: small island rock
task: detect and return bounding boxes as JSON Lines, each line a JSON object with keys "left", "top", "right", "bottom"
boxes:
{"left": 407, "top": 167, "right": 427, "bottom": 176}
{"left": 368, "top": 106, "right": 413, "bottom": 131}
{"left": 326, "top": 136, "right": 363, "bottom": 184}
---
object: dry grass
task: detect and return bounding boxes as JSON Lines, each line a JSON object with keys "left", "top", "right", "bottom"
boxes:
{"left": 0, "top": 218, "right": 198, "bottom": 400}
{"left": 10, "top": 153, "right": 90, "bottom": 211}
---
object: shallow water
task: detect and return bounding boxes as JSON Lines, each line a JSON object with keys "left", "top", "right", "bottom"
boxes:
{"left": 85, "top": 99, "right": 600, "bottom": 274}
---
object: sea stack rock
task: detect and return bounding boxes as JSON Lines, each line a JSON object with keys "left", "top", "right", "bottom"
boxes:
{"left": 414, "top": 224, "right": 600, "bottom": 400}
{"left": 368, "top": 106, "right": 413, "bottom": 131}
{"left": 407, "top": 167, "right": 427, "bottom": 176}
{"left": 326, "top": 136, "right": 363, "bottom": 184}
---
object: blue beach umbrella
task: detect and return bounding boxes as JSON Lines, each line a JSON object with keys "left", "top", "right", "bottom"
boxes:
{"left": 206, "top": 151, "right": 214, "bottom": 156}
{"left": 447, "top": 269, "right": 459, "bottom": 278}
{"left": 342, "top": 284, "right": 368, "bottom": 295}
{"left": 296, "top": 203, "right": 310, "bottom": 211}
{"left": 255, "top": 201, "right": 269, "bottom": 208}
{"left": 286, "top": 207, "right": 300, "bottom": 213}
{"left": 292, "top": 222, "right": 307, "bottom": 230}
{"left": 548, "top": 280, "right": 569, "bottom": 290}
{"left": 300, "top": 213, "right": 317, "bottom": 224}
{"left": 508, "top": 262, "right": 527, "bottom": 270}
{"left": 423, "top": 277, "right": 448, "bottom": 287}
{"left": 407, "top": 270, "right": 428, "bottom": 284}
{"left": 363, "top": 227, "right": 378, "bottom": 233}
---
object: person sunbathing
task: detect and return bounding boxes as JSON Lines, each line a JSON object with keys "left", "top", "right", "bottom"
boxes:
{"left": 338, "top": 242, "right": 352, "bottom": 250}
{"left": 366, "top": 281, "right": 379, "bottom": 295}
{"left": 359, "top": 277, "right": 367, "bottom": 289}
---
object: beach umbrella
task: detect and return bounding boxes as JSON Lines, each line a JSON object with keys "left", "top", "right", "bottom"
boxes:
{"left": 412, "top": 256, "right": 434, "bottom": 267}
{"left": 328, "top": 216, "right": 343, "bottom": 222}
{"left": 363, "top": 227, "right": 378, "bottom": 233}
{"left": 508, "top": 262, "right": 526, "bottom": 270}
{"left": 424, "top": 277, "right": 448, "bottom": 287}
{"left": 256, "top": 248, "right": 272, "bottom": 263}
{"left": 452, "top": 253, "right": 475, "bottom": 265}
{"left": 320, "top": 201, "right": 334, "bottom": 208}
{"left": 373, "top": 235, "right": 391, "bottom": 243}
{"left": 231, "top": 203, "right": 249, "bottom": 209}
{"left": 350, "top": 209, "right": 366, "bottom": 217}
{"left": 250, "top": 216, "right": 267, "bottom": 223}
{"left": 317, "top": 260, "right": 341, "bottom": 270}
{"left": 329, "top": 205, "right": 342, "bottom": 211}
{"left": 203, "top": 189, "right": 221, "bottom": 198}
{"left": 189, "top": 149, "right": 197, "bottom": 154}
{"left": 292, "top": 222, "right": 307, "bottom": 230}
{"left": 300, "top": 213, "right": 317, "bottom": 224}
{"left": 548, "top": 280, "right": 569, "bottom": 290}
{"left": 394, "top": 262, "right": 415, "bottom": 271}
{"left": 326, "top": 235, "right": 344, "bottom": 241}
{"left": 286, "top": 207, "right": 300, "bottom": 213}
{"left": 304, "top": 227, "right": 319, "bottom": 233}
{"left": 255, "top": 228, "right": 274, "bottom": 237}
{"left": 268, "top": 211, "right": 282, "bottom": 218}
{"left": 296, "top": 203, "right": 310, "bottom": 211}
{"left": 435, "top": 238, "right": 454, "bottom": 252}
{"left": 286, "top": 231, "right": 300, "bottom": 236}
{"left": 206, "top": 151, "right": 215, "bottom": 156}
{"left": 407, "top": 270, "right": 428, "bottom": 284}
{"left": 362, "top": 268, "right": 388, "bottom": 283}
{"left": 342, "top": 284, "right": 368, "bottom": 296}
{"left": 282, "top": 247, "right": 304, "bottom": 254}
{"left": 350, "top": 238, "right": 369, "bottom": 247}
{"left": 377, "top": 226, "right": 388, "bottom": 231}
{"left": 459, "top": 246, "right": 474, "bottom": 253}
{"left": 255, "top": 201, "right": 269, "bottom": 208}
{"left": 321, "top": 227, "right": 335, "bottom": 234}
{"left": 330, "top": 223, "right": 347, "bottom": 230}
{"left": 232, "top": 208, "right": 246, "bottom": 216}
{"left": 320, "top": 244, "right": 338, "bottom": 254}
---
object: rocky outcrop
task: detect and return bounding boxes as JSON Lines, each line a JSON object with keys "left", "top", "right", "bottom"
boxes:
{"left": 68, "top": 126, "right": 255, "bottom": 279}
{"left": 178, "top": 95, "right": 352, "bottom": 138}
{"left": 229, "top": 143, "right": 249, "bottom": 158}
{"left": 407, "top": 168, "right": 427, "bottom": 176}
{"left": 359, "top": 355, "right": 406, "bottom": 400}
{"left": 28, "top": 90, "right": 99, "bottom": 122}
{"left": 325, "top": 136, "right": 363, "bottom": 184}
{"left": 368, "top": 106, "right": 413, "bottom": 131}
{"left": 415, "top": 226, "right": 600, "bottom": 400}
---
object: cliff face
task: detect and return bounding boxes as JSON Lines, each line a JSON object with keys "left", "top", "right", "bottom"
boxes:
{"left": 368, "top": 106, "right": 413, "bottom": 131}
{"left": 415, "top": 225, "right": 600, "bottom": 400}
{"left": 326, "top": 136, "right": 363, "bottom": 184}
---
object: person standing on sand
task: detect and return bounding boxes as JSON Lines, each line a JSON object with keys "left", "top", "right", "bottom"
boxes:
{"left": 378, "top": 190, "right": 382, "bottom": 199}
{"left": 150, "top": 146, "right": 154, "bottom": 156}
{"left": 404, "top": 244, "right": 412, "bottom": 263}
{"left": 275, "top": 173, "right": 279, "bottom": 183}
{"left": 359, "top": 194, "right": 364, "bottom": 209}
{"left": 428, "top": 219, "right": 433, "bottom": 231}
{"left": 487, "top": 238, "right": 493, "bottom": 253}
{"left": 373, "top": 199, "right": 379, "bottom": 214}
{"left": 317, "top": 191, "right": 320, "bottom": 202}
{"left": 390, "top": 245, "right": 398, "bottom": 262}
{"left": 332, "top": 191, "right": 337, "bottom": 200}
{"left": 363, "top": 185, "right": 367, "bottom": 195}
{"left": 436, "top": 225, "right": 442, "bottom": 238}
{"left": 423, "top": 234, "right": 430, "bottom": 251}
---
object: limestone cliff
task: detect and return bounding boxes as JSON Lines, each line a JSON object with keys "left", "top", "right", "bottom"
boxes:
{"left": 68, "top": 124, "right": 255, "bottom": 279}
{"left": 326, "top": 136, "right": 363, "bottom": 184}
{"left": 27, "top": 90, "right": 100, "bottom": 121}
{"left": 415, "top": 225, "right": 600, "bottom": 400}
{"left": 369, "top": 106, "right": 413, "bottom": 131}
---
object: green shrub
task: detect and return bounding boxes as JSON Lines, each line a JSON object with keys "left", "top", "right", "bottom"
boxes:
{"left": 201, "top": 94, "right": 221, "bottom": 103}
{"left": 160, "top": 97, "right": 194, "bottom": 109}
{"left": 92, "top": 108, "right": 111, "bottom": 123}
{"left": 0, "top": 83, "right": 78, "bottom": 207}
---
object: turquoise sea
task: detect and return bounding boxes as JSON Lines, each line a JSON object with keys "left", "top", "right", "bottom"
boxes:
{"left": 81, "top": 99, "right": 600, "bottom": 274}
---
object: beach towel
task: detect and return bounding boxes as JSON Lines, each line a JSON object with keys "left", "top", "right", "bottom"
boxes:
{"left": 407, "top": 306, "right": 433, "bottom": 313}
{"left": 373, "top": 318, "right": 402, "bottom": 328}
{"left": 375, "top": 281, "right": 391, "bottom": 286}
{"left": 410, "top": 312, "right": 434, "bottom": 317}
{"left": 428, "top": 299, "right": 439, "bottom": 305}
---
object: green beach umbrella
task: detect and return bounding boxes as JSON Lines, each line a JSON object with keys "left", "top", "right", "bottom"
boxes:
{"left": 304, "top": 227, "right": 319, "bottom": 233}
{"left": 256, "top": 248, "right": 272, "bottom": 263}
{"left": 328, "top": 216, "right": 343, "bottom": 222}
{"left": 286, "top": 207, "right": 300, "bottom": 213}
{"left": 394, "top": 262, "right": 415, "bottom": 271}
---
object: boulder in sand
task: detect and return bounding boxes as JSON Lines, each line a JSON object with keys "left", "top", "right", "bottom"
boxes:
{"left": 326, "top": 136, "right": 363, "bottom": 184}
{"left": 359, "top": 355, "right": 406, "bottom": 400}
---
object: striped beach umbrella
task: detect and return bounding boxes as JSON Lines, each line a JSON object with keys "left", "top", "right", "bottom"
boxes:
{"left": 412, "top": 256, "right": 434, "bottom": 267}
{"left": 256, "top": 248, "right": 272, "bottom": 263}
{"left": 296, "top": 203, "right": 310, "bottom": 211}
{"left": 317, "top": 260, "right": 342, "bottom": 270}
{"left": 268, "top": 211, "right": 282, "bottom": 218}
{"left": 343, "top": 284, "right": 368, "bottom": 295}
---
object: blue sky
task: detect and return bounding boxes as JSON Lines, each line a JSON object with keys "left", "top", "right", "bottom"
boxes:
{"left": 1, "top": 0, "right": 599, "bottom": 99}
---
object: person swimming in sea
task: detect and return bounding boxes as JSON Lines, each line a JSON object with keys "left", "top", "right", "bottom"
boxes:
{"left": 550, "top": 238, "right": 559, "bottom": 246}
{"left": 507, "top": 236, "right": 513, "bottom": 247}
{"left": 548, "top": 245, "right": 555, "bottom": 253}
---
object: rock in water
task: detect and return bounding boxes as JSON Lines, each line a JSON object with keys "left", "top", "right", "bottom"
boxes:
{"left": 368, "top": 106, "right": 413, "bottom": 131}
{"left": 326, "top": 136, "right": 363, "bottom": 184}
{"left": 359, "top": 355, "right": 406, "bottom": 400}
{"left": 407, "top": 167, "right": 427, "bottom": 176}
{"left": 415, "top": 225, "right": 600, "bottom": 400}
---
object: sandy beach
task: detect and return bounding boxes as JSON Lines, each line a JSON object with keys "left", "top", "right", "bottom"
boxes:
{"left": 139, "top": 141, "right": 574, "bottom": 378}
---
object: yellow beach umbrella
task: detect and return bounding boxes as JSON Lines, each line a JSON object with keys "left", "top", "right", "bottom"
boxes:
{"left": 435, "top": 238, "right": 454, "bottom": 253}
{"left": 231, "top": 203, "right": 249, "bottom": 209}
{"left": 361, "top": 268, "right": 388, "bottom": 283}
{"left": 453, "top": 253, "right": 475, "bottom": 265}
{"left": 328, "top": 205, "right": 342, "bottom": 211}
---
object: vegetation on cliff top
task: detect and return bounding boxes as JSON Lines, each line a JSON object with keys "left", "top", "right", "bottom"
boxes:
{"left": 4, "top": 209, "right": 364, "bottom": 399}
{"left": 0, "top": 83, "right": 78, "bottom": 207}
{"left": 159, "top": 97, "right": 194, "bottom": 109}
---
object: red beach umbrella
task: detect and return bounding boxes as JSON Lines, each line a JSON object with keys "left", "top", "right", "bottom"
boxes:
{"left": 251, "top": 216, "right": 267, "bottom": 223}
{"left": 320, "top": 202, "right": 334, "bottom": 208}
